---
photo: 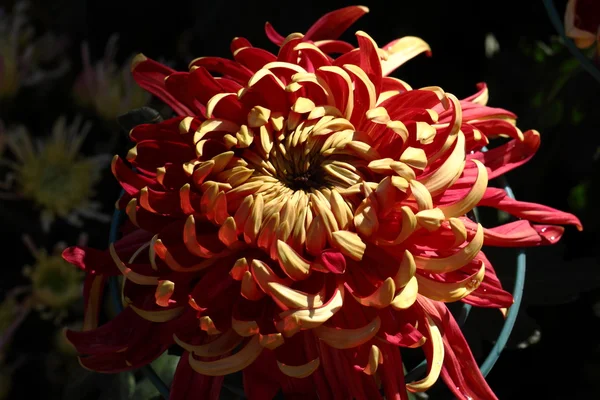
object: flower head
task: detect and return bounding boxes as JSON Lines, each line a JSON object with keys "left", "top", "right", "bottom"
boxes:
{"left": 0, "top": 1, "right": 69, "bottom": 100}
{"left": 73, "top": 33, "right": 151, "bottom": 123}
{"left": 65, "top": 6, "right": 581, "bottom": 400}
{"left": 21, "top": 235, "right": 85, "bottom": 323}
{"left": 2, "top": 116, "right": 110, "bottom": 231}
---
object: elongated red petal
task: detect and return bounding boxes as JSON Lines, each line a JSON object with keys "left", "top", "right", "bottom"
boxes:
{"left": 171, "top": 352, "right": 224, "bottom": 400}
{"left": 304, "top": 6, "right": 370, "bottom": 42}
{"left": 131, "top": 55, "right": 195, "bottom": 116}
{"left": 418, "top": 297, "right": 498, "bottom": 400}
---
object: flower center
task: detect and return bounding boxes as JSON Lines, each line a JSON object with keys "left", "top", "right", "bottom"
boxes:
{"left": 18, "top": 144, "right": 95, "bottom": 215}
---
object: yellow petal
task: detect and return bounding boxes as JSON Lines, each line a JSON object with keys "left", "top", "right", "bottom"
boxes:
{"left": 155, "top": 280, "right": 175, "bottom": 307}
{"left": 400, "top": 147, "right": 427, "bottom": 170}
{"left": 259, "top": 333, "right": 285, "bottom": 350}
{"left": 241, "top": 271, "right": 265, "bottom": 301}
{"left": 306, "top": 215, "right": 327, "bottom": 256}
{"left": 206, "top": 93, "right": 237, "bottom": 119}
{"left": 416, "top": 261, "right": 485, "bottom": 302}
{"left": 448, "top": 217, "right": 467, "bottom": 247}
{"left": 362, "top": 345, "right": 383, "bottom": 375}
{"left": 199, "top": 316, "right": 222, "bottom": 335}
{"left": 129, "top": 305, "right": 184, "bottom": 322}
{"left": 109, "top": 243, "right": 158, "bottom": 285}
{"left": 415, "top": 208, "right": 446, "bottom": 231}
{"left": 390, "top": 276, "right": 418, "bottom": 310}
{"left": 381, "top": 36, "right": 431, "bottom": 76}
{"left": 276, "top": 240, "right": 311, "bottom": 280}
{"left": 315, "top": 316, "right": 381, "bottom": 349}
{"left": 420, "top": 132, "right": 466, "bottom": 196}
{"left": 229, "top": 257, "right": 249, "bottom": 281}
{"left": 267, "top": 281, "right": 324, "bottom": 309}
{"left": 194, "top": 119, "right": 239, "bottom": 143}
{"left": 292, "top": 97, "right": 316, "bottom": 113}
{"left": 368, "top": 158, "right": 394, "bottom": 173}
{"left": 329, "top": 189, "right": 354, "bottom": 230}
{"left": 243, "top": 193, "right": 264, "bottom": 243}
{"left": 250, "top": 259, "right": 292, "bottom": 294}
{"left": 183, "top": 215, "right": 215, "bottom": 258}
{"left": 366, "top": 107, "right": 391, "bottom": 124}
{"left": 351, "top": 277, "right": 395, "bottom": 308}
{"left": 406, "top": 313, "right": 444, "bottom": 392}
{"left": 236, "top": 124, "right": 254, "bottom": 148}
{"left": 248, "top": 106, "right": 271, "bottom": 127}
{"left": 218, "top": 216, "right": 238, "bottom": 247}
{"left": 438, "top": 160, "right": 488, "bottom": 218}
{"left": 392, "top": 250, "right": 416, "bottom": 288}
{"left": 188, "top": 335, "right": 263, "bottom": 376}
{"left": 277, "top": 284, "right": 344, "bottom": 337}
{"left": 174, "top": 329, "right": 242, "bottom": 357}
{"left": 277, "top": 358, "right": 320, "bottom": 378}
{"left": 232, "top": 318, "right": 260, "bottom": 337}
{"left": 331, "top": 231, "right": 366, "bottom": 261}
{"left": 391, "top": 161, "right": 416, "bottom": 180}
{"left": 154, "top": 239, "right": 225, "bottom": 272}
{"left": 414, "top": 223, "right": 483, "bottom": 273}
{"left": 409, "top": 180, "right": 433, "bottom": 211}
{"left": 192, "top": 160, "right": 215, "bottom": 187}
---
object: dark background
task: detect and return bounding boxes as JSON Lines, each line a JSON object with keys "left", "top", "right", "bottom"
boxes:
{"left": 1, "top": 0, "right": 599, "bottom": 398}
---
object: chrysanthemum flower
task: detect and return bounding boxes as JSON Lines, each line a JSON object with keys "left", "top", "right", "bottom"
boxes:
{"left": 0, "top": 0, "right": 69, "bottom": 101}
{"left": 64, "top": 6, "right": 581, "bottom": 400}
{"left": 21, "top": 235, "right": 85, "bottom": 322}
{"left": 1, "top": 116, "right": 110, "bottom": 231}
{"left": 564, "top": 0, "right": 600, "bottom": 52}
{"left": 73, "top": 34, "right": 151, "bottom": 124}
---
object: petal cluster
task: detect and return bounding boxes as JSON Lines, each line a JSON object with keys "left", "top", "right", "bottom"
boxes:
{"left": 64, "top": 6, "right": 581, "bottom": 400}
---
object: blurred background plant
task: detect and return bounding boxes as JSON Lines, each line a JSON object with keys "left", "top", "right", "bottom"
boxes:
{"left": 0, "top": 0, "right": 597, "bottom": 399}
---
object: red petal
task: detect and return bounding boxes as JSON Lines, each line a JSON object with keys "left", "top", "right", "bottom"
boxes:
{"left": 378, "top": 343, "right": 409, "bottom": 400}
{"left": 312, "top": 249, "right": 346, "bottom": 274}
{"left": 67, "top": 307, "right": 149, "bottom": 355}
{"left": 132, "top": 56, "right": 195, "bottom": 116}
{"left": 304, "top": 6, "right": 370, "bottom": 42}
{"left": 171, "top": 352, "right": 224, "bottom": 400}
{"left": 462, "top": 218, "right": 565, "bottom": 247}
{"left": 314, "top": 39, "right": 355, "bottom": 55}
{"left": 231, "top": 37, "right": 253, "bottom": 54}
{"left": 129, "top": 116, "right": 197, "bottom": 144}
{"left": 378, "top": 308, "right": 425, "bottom": 347}
{"left": 356, "top": 32, "right": 382, "bottom": 94}
{"left": 189, "top": 56, "right": 253, "bottom": 85}
{"left": 112, "top": 156, "right": 156, "bottom": 195}
{"left": 129, "top": 140, "right": 196, "bottom": 174}
{"left": 243, "top": 349, "right": 283, "bottom": 400}
{"left": 233, "top": 47, "right": 277, "bottom": 73}
{"left": 467, "top": 130, "right": 539, "bottom": 179}
{"left": 264, "top": 21, "right": 286, "bottom": 46}
{"left": 479, "top": 188, "right": 583, "bottom": 230}
{"left": 418, "top": 297, "right": 498, "bottom": 400}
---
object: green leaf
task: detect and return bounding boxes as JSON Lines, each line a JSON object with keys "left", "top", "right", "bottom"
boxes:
{"left": 131, "top": 378, "right": 161, "bottom": 400}
{"left": 568, "top": 181, "right": 589, "bottom": 211}
{"left": 571, "top": 107, "right": 585, "bottom": 125}
{"left": 150, "top": 351, "right": 180, "bottom": 386}
{"left": 559, "top": 58, "right": 580, "bottom": 74}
